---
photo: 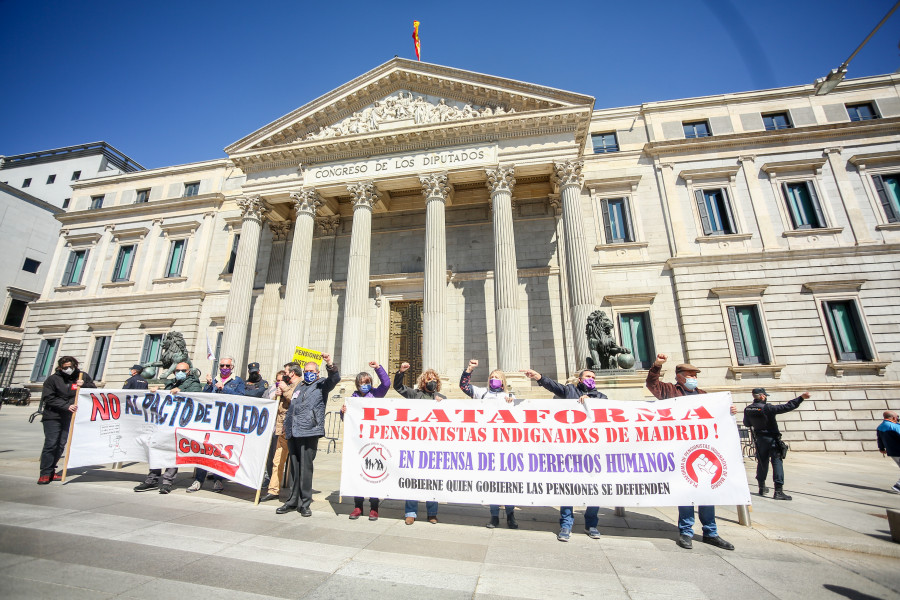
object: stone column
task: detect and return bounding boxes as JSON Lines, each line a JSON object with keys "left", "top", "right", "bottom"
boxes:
{"left": 278, "top": 189, "right": 321, "bottom": 364}
{"left": 188, "top": 211, "right": 217, "bottom": 288}
{"left": 486, "top": 166, "right": 520, "bottom": 373}
{"left": 308, "top": 216, "right": 340, "bottom": 351}
{"left": 220, "top": 196, "right": 267, "bottom": 369}
{"left": 86, "top": 224, "right": 115, "bottom": 295}
{"left": 420, "top": 173, "right": 451, "bottom": 373}
{"left": 42, "top": 228, "right": 70, "bottom": 298}
{"left": 825, "top": 147, "right": 874, "bottom": 244}
{"left": 254, "top": 220, "right": 291, "bottom": 374}
{"left": 737, "top": 156, "right": 779, "bottom": 249}
{"left": 553, "top": 160, "right": 595, "bottom": 370}
{"left": 340, "top": 182, "right": 380, "bottom": 376}
{"left": 135, "top": 218, "right": 164, "bottom": 292}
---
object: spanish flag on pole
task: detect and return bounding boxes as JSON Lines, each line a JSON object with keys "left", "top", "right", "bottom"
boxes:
{"left": 412, "top": 21, "right": 421, "bottom": 61}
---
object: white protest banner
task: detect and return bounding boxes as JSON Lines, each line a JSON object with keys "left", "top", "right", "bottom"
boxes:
{"left": 66, "top": 389, "right": 276, "bottom": 490}
{"left": 340, "top": 393, "right": 751, "bottom": 507}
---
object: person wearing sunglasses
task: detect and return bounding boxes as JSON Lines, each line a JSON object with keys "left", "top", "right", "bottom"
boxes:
{"left": 522, "top": 366, "right": 608, "bottom": 543}
{"left": 203, "top": 356, "right": 246, "bottom": 396}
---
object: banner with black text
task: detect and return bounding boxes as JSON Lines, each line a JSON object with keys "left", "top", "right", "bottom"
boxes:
{"left": 340, "top": 393, "right": 751, "bottom": 507}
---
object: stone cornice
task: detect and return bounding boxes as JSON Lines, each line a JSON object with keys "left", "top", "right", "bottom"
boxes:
{"left": 801, "top": 280, "right": 866, "bottom": 293}
{"left": 679, "top": 166, "right": 740, "bottom": 183}
{"left": 709, "top": 284, "right": 768, "bottom": 298}
{"left": 602, "top": 292, "right": 657, "bottom": 306}
{"left": 57, "top": 193, "right": 225, "bottom": 226}
{"left": 27, "top": 290, "right": 207, "bottom": 311}
{"left": 666, "top": 244, "right": 900, "bottom": 269}
{"left": 760, "top": 157, "right": 827, "bottom": 175}
{"left": 644, "top": 117, "right": 900, "bottom": 157}
{"left": 585, "top": 174, "right": 642, "bottom": 193}
{"left": 849, "top": 150, "right": 900, "bottom": 168}
{"left": 69, "top": 159, "right": 232, "bottom": 190}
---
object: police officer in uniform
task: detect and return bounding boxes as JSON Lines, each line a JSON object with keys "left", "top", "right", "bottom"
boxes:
{"left": 743, "top": 388, "right": 810, "bottom": 500}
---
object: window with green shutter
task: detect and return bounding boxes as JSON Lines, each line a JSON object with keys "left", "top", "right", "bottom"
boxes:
{"left": 727, "top": 305, "right": 771, "bottom": 365}
{"left": 872, "top": 174, "right": 900, "bottom": 223}
{"left": 61, "top": 249, "right": 89, "bottom": 286}
{"left": 782, "top": 181, "right": 826, "bottom": 229}
{"left": 822, "top": 300, "right": 873, "bottom": 362}
{"left": 618, "top": 312, "right": 655, "bottom": 369}
{"left": 165, "top": 239, "right": 186, "bottom": 278}
{"left": 31, "top": 338, "right": 59, "bottom": 382}
{"left": 112, "top": 245, "right": 135, "bottom": 282}
{"left": 88, "top": 336, "right": 111, "bottom": 380}
{"left": 600, "top": 198, "right": 634, "bottom": 243}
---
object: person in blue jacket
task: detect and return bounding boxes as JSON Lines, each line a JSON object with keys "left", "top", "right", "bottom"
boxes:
{"left": 877, "top": 410, "right": 900, "bottom": 493}
{"left": 523, "top": 366, "right": 607, "bottom": 543}
{"left": 341, "top": 360, "right": 391, "bottom": 520}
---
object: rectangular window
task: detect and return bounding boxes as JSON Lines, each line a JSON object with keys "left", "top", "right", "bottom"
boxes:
{"left": 591, "top": 132, "right": 619, "bottom": 154}
{"left": 822, "top": 300, "right": 873, "bottom": 361}
{"left": 135, "top": 189, "right": 150, "bottom": 204}
{"left": 872, "top": 174, "right": 900, "bottom": 223}
{"left": 694, "top": 188, "right": 737, "bottom": 235}
{"left": 31, "top": 338, "right": 59, "bottom": 382}
{"left": 22, "top": 178, "right": 31, "bottom": 188}
{"left": 762, "top": 112, "right": 792, "bottom": 131}
{"left": 71, "top": 171, "right": 81, "bottom": 181}
{"left": 618, "top": 312, "right": 655, "bottom": 369}
{"left": 184, "top": 182, "right": 200, "bottom": 197}
{"left": 683, "top": 120, "right": 711, "bottom": 138}
{"left": 140, "top": 334, "right": 163, "bottom": 365}
{"left": 22, "top": 258, "right": 40, "bottom": 273}
{"left": 165, "top": 239, "right": 187, "bottom": 278}
{"left": 600, "top": 198, "right": 635, "bottom": 243}
{"left": 846, "top": 103, "right": 878, "bottom": 122}
{"left": 90, "top": 195, "right": 104, "bottom": 210}
{"left": 112, "top": 245, "right": 136, "bottom": 282}
{"left": 88, "top": 336, "right": 111, "bottom": 381}
{"left": 3, "top": 299, "right": 28, "bottom": 328}
{"left": 62, "top": 198, "right": 70, "bottom": 209}
{"left": 226, "top": 234, "right": 240, "bottom": 274}
{"left": 727, "top": 305, "right": 771, "bottom": 365}
{"left": 782, "top": 181, "right": 826, "bottom": 229}
{"left": 46, "top": 174, "right": 56, "bottom": 184}
{"left": 61, "top": 249, "right": 89, "bottom": 286}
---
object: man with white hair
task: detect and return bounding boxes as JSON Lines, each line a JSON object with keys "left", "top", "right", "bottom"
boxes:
{"left": 876, "top": 410, "right": 900, "bottom": 493}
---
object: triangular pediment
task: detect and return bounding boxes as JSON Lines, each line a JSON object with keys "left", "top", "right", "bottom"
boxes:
{"left": 226, "top": 58, "right": 594, "bottom": 172}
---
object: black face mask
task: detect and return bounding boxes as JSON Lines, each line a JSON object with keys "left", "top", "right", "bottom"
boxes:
{"left": 248, "top": 372, "right": 260, "bottom": 382}
{"left": 425, "top": 380, "right": 437, "bottom": 393}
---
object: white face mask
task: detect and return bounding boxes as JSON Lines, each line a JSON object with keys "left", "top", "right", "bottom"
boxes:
{"left": 62, "top": 367, "right": 75, "bottom": 376}
{"left": 683, "top": 377, "right": 698, "bottom": 390}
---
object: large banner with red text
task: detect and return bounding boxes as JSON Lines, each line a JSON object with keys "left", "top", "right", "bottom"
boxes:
{"left": 340, "top": 393, "right": 751, "bottom": 507}
{"left": 66, "top": 389, "right": 276, "bottom": 490}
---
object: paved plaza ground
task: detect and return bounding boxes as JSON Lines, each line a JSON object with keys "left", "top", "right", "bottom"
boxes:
{"left": 0, "top": 404, "right": 898, "bottom": 600}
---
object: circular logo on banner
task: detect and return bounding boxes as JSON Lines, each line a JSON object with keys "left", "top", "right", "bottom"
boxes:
{"left": 681, "top": 444, "right": 727, "bottom": 489}
{"left": 359, "top": 443, "right": 391, "bottom": 483}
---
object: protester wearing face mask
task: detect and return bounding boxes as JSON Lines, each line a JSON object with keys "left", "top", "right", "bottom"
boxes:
{"left": 276, "top": 354, "right": 339, "bottom": 517}
{"left": 460, "top": 359, "right": 518, "bottom": 529}
{"left": 203, "top": 356, "right": 246, "bottom": 396}
{"left": 394, "top": 361, "right": 447, "bottom": 524}
{"left": 646, "top": 353, "right": 736, "bottom": 551}
{"left": 339, "top": 360, "right": 390, "bottom": 520}
{"left": 242, "top": 362, "right": 269, "bottom": 398}
{"left": 523, "top": 366, "right": 607, "bottom": 542}
{"left": 37, "top": 356, "right": 96, "bottom": 484}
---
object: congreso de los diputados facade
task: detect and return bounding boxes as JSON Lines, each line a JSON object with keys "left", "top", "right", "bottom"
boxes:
{"left": 14, "top": 59, "right": 900, "bottom": 452}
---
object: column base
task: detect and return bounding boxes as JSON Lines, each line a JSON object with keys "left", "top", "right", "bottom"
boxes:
{"left": 504, "top": 373, "right": 534, "bottom": 399}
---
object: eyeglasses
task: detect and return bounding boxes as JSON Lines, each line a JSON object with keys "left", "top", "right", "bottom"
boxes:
{"left": 219, "top": 364, "right": 232, "bottom": 368}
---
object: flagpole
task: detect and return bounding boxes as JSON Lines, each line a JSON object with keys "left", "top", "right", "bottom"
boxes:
{"left": 60, "top": 371, "right": 83, "bottom": 484}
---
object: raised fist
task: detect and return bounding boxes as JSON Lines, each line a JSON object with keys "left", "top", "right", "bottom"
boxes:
{"left": 322, "top": 353, "right": 332, "bottom": 365}
{"left": 522, "top": 369, "right": 541, "bottom": 381}
{"left": 368, "top": 361, "right": 378, "bottom": 369}
{"left": 800, "top": 391, "right": 811, "bottom": 399}
{"left": 653, "top": 353, "right": 667, "bottom": 367}
{"left": 399, "top": 362, "right": 411, "bottom": 373}
{"left": 467, "top": 359, "right": 478, "bottom": 373}
{"left": 692, "top": 455, "right": 718, "bottom": 486}
{"left": 206, "top": 374, "right": 213, "bottom": 384}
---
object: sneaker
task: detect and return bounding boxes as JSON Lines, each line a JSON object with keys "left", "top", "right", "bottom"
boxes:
{"left": 585, "top": 526, "right": 601, "bottom": 539}
{"left": 369, "top": 509, "right": 378, "bottom": 521}
{"left": 213, "top": 480, "right": 224, "bottom": 493}
{"left": 773, "top": 490, "right": 792, "bottom": 501}
{"left": 507, "top": 513, "right": 518, "bottom": 529}
{"left": 677, "top": 534, "right": 693, "bottom": 549}
{"left": 186, "top": 480, "right": 201, "bottom": 493}
{"left": 159, "top": 484, "right": 172, "bottom": 495}
{"left": 487, "top": 516, "right": 500, "bottom": 529}
{"left": 37, "top": 475, "right": 51, "bottom": 485}
{"left": 349, "top": 508, "right": 363, "bottom": 520}
{"left": 404, "top": 517, "right": 416, "bottom": 525}
{"left": 133, "top": 482, "right": 157, "bottom": 492}
{"left": 891, "top": 483, "right": 900, "bottom": 494}
{"left": 702, "top": 535, "right": 735, "bottom": 550}
{"left": 557, "top": 527, "right": 571, "bottom": 542}
{"left": 53, "top": 472, "right": 63, "bottom": 481}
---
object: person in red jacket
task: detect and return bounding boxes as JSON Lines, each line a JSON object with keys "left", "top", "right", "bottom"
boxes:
{"left": 646, "top": 353, "right": 735, "bottom": 551}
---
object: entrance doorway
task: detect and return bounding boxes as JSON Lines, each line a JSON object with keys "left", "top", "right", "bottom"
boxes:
{"left": 388, "top": 300, "right": 423, "bottom": 378}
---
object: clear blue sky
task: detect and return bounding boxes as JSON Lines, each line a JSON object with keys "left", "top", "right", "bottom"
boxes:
{"left": 1, "top": 0, "right": 897, "bottom": 169}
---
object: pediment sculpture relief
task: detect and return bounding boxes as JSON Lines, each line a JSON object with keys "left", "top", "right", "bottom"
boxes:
{"left": 302, "top": 90, "right": 515, "bottom": 141}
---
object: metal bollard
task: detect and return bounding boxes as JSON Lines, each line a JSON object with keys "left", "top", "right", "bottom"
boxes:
{"left": 737, "top": 504, "right": 751, "bottom": 526}
{"left": 615, "top": 506, "right": 625, "bottom": 517}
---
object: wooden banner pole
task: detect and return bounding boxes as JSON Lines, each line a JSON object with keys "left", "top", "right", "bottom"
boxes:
{"left": 60, "top": 371, "right": 83, "bottom": 484}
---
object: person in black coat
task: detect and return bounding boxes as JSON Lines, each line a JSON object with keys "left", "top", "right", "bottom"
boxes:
{"left": 38, "top": 356, "right": 96, "bottom": 484}
{"left": 123, "top": 364, "right": 148, "bottom": 390}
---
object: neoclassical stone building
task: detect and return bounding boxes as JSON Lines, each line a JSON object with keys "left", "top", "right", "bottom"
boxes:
{"left": 15, "top": 60, "right": 900, "bottom": 451}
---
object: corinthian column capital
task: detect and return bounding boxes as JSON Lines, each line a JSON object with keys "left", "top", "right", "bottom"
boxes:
{"left": 552, "top": 160, "right": 585, "bottom": 192}
{"left": 236, "top": 196, "right": 268, "bottom": 222}
{"left": 267, "top": 220, "right": 292, "bottom": 241}
{"left": 346, "top": 181, "right": 381, "bottom": 211}
{"left": 290, "top": 189, "right": 322, "bottom": 217}
{"left": 419, "top": 172, "right": 451, "bottom": 200}
{"left": 486, "top": 166, "right": 516, "bottom": 196}
{"left": 315, "top": 216, "right": 341, "bottom": 236}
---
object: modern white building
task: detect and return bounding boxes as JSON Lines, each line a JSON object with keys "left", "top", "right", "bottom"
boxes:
{"left": 0, "top": 142, "right": 143, "bottom": 386}
{"left": 14, "top": 60, "right": 900, "bottom": 451}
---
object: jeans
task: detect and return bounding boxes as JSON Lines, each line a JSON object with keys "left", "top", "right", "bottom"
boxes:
{"left": 194, "top": 468, "right": 221, "bottom": 485}
{"left": 559, "top": 506, "right": 599, "bottom": 529}
{"left": 405, "top": 500, "right": 438, "bottom": 518}
{"left": 678, "top": 505, "right": 717, "bottom": 537}
{"left": 40, "top": 417, "right": 70, "bottom": 477}
{"left": 145, "top": 468, "right": 178, "bottom": 486}
{"left": 891, "top": 456, "right": 900, "bottom": 487}
{"left": 285, "top": 436, "right": 319, "bottom": 509}
{"left": 755, "top": 435, "right": 785, "bottom": 487}
{"left": 490, "top": 504, "right": 515, "bottom": 517}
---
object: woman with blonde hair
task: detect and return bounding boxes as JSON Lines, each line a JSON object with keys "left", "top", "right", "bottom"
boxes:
{"left": 459, "top": 359, "right": 517, "bottom": 529}
{"left": 393, "top": 361, "right": 445, "bottom": 524}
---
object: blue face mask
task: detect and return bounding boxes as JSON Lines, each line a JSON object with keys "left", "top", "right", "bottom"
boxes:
{"left": 304, "top": 371, "right": 318, "bottom": 384}
{"left": 174, "top": 371, "right": 187, "bottom": 381}
{"left": 359, "top": 383, "right": 371, "bottom": 394}
{"left": 683, "top": 377, "right": 698, "bottom": 391}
